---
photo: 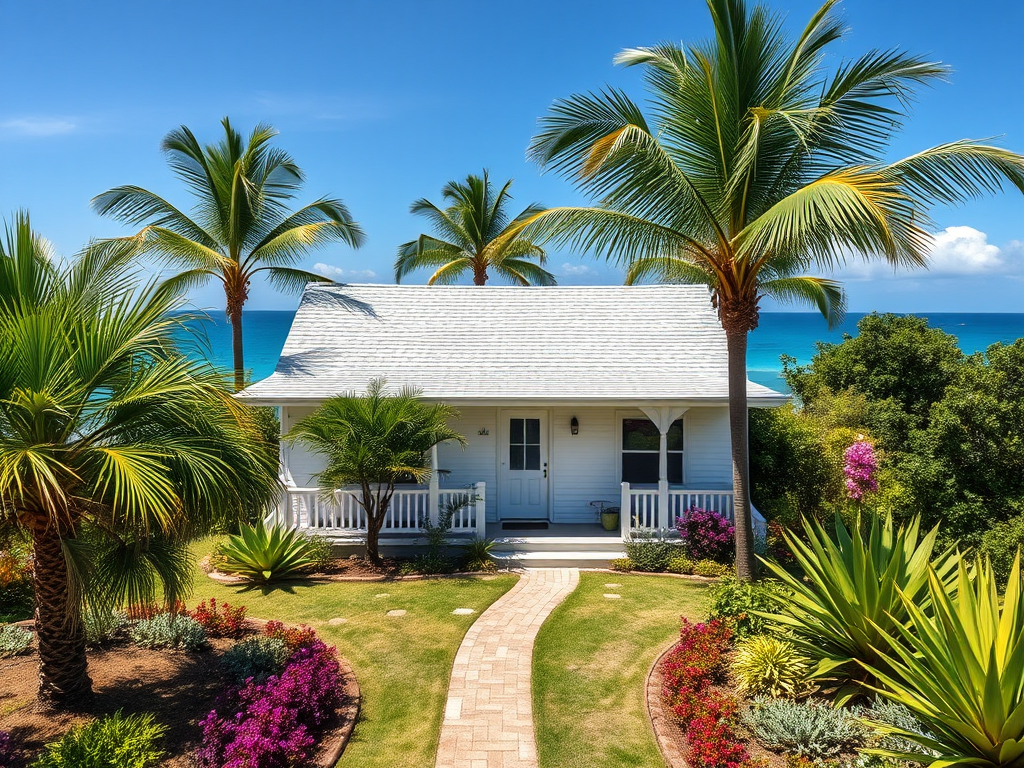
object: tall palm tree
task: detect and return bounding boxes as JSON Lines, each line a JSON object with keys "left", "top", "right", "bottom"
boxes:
{"left": 523, "top": 0, "right": 1024, "bottom": 578}
{"left": 395, "top": 170, "right": 555, "bottom": 285}
{"left": 93, "top": 117, "right": 366, "bottom": 390}
{"left": 0, "top": 212, "right": 279, "bottom": 707}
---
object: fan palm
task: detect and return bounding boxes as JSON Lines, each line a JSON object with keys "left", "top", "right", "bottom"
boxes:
{"left": 92, "top": 117, "right": 366, "bottom": 390}
{"left": 0, "top": 212, "right": 279, "bottom": 707}
{"left": 395, "top": 170, "right": 555, "bottom": 285}
{"left": 524, "top": 0, "right": 1024, "bottom": 578}
{"left": 287, "top": 379, "right": 465, "bottom": 564}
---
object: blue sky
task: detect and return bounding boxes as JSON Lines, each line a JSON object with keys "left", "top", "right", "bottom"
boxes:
{"left": 2, "top": 0, "right": 1023, "bottom": 313}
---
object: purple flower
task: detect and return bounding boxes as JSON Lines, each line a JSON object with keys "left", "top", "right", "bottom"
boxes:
{"left": 843, "top": 441, "right": 879, "bottom": 501}
{"left": 675, "top": 507, "right": 734, "bottom": 562}
{"left": 0, "top": 731, "right": 16, "bottom": 766}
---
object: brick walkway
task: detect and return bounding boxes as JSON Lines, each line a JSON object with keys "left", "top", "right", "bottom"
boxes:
{"left": 435, "top": 568, "right": 580, "bottom": 768}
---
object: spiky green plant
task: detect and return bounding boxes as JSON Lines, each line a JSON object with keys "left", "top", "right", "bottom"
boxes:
{"left": 218, "top": 522, "right": 319, "bottom": 583}
{"left": 863, "top": 555, "right": 1024, "bottom": 768}
{"left": 761, "top": 512, "right": 959, "bottom": 703}
{"left": 732, "top": 634, "right": 811, "bottom": 698}
{"left": 30, "top": 710, "right": 166, "bottom": 768}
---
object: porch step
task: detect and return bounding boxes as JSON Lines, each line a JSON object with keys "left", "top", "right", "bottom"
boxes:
{"left": 490, "top": 549, "right": 626, "bottom": 569}
{"left": 489, "top": 535, "right": 625, "bottom": 553}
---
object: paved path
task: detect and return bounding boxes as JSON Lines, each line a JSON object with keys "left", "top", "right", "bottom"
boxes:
{"left": 435, "top": 568, "right": 579, "bottom": 768}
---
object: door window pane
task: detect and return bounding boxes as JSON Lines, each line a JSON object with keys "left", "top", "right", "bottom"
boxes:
{"left": 510, "top": 446, "right": 525, "bottom": 470}
{"left": 510, "top": 418, "right": 524, "bottom": 445}
{"left": 509, "top": 417, "right": 541, "bottom": 472}
{"left": 525, "top": 418, "right": 540, "bottom": 444}
{"left": 525, "top": 445, "right": 541, "bottom": 471}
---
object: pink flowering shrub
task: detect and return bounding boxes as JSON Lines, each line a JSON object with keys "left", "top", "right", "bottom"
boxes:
{"left": 675, "top": 507, "right": 735, "bottom": 563}
{"left": 195, "top": 627, "right": 341, "bottom": 768}
{"left": 0, "top": 730, "right": 17, "bottom": 766}
{"left": 843, "top": 441, "right": 878, "bottom": 501}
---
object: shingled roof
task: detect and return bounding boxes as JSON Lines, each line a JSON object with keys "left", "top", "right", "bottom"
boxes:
{"left": 236, "top": 283, "right": 788, "bottom": 405}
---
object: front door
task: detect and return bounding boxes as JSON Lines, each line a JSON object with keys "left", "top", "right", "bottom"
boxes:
{"left": 499, "top": 412, "right": 549, "bottom": 519}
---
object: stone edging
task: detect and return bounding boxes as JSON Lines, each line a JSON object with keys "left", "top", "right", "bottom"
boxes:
{"left": 205, "top": 569, "right": 505, "bottom": 585}
{"left": 646, "top": 639, "right": 689, "bottom": 768}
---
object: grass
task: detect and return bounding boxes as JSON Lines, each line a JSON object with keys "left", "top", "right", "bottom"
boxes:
{"left": 191, "top": 539, "right": 517, "bottom": 768}
{"left": 533, "top": 572, "right": 709, "bottom": 768}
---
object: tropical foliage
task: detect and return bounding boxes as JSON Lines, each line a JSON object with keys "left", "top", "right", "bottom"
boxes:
{"left": 522, "top": 0, "right": 1024, "bottom": 577}
{"left": 92, "top": 117, "right": 365, "bottom": 390}
{"left": 0, "top": 211, "right": 279, "bottom": 706}
{"left": 395, "top": 170, "right": 554, "bottom": 285}
{"left": 287, "top": 379, "right": 465, "bottom": 564}
{"left": 762, "top": 512, "right": 959, "bottom": 703}
{"left": 732, "top": 635, "right": 810, "bottom": 698}
{"left": 217, "top": 522, "right": 321, "bottom": 583}
{"left": 29, "top": 711, "right": 167, "bottom": 768}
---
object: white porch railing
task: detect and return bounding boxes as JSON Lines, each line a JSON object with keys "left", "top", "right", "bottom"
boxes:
{"left": 619, "top": 482, "right": 767, "bottom": 540}
{"left": 276, "top": 483, "right": 486, "bottom": 538}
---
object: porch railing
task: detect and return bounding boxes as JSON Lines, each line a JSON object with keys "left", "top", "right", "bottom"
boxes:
{"left": 619, "top": 482, "right": 766, "bottom": 540}
{"left": 275, "top": 483, "right": 486, "bottom": 538}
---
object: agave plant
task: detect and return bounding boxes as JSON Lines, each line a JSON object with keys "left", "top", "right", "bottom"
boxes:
{"left": 863, "top": 555, "right": 1024, "bottom": 768}
{"left": 218, "top": 523, "right": 319, "bottom": 583}
{"left": 761, "top": 512, "right": 959, "bottom": 703}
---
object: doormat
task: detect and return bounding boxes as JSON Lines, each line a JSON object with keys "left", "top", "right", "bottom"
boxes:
{"left": 501, "top": 521, "right": 550, "bottom": 531}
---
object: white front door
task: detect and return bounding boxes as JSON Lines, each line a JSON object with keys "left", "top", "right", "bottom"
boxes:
{"left": 499, "top": 412, "right": 549, "bottom": 520}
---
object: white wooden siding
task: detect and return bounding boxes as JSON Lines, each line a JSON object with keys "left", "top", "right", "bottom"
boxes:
{"left": 683, "top": 407, "right": 733, "bottom": 488}
{"left": 280, "top": 406, "right": 321, "bottom": 487}
{"left": 436, "top": 407, "right": 498, "bottom": 522}
{"left": 550, "top": 408, "right": 619, "bottom": 524}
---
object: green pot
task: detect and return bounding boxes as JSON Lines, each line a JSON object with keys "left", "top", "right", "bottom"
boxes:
{"left": 601, "top": 508, "right": 620, "bottom": 531}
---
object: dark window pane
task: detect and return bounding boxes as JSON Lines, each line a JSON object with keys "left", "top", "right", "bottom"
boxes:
{"left": 525, "top": 445, "right": 541, "bottom": 470}
{"left": 667, "top": 419, "right": 684, "bottom": 451}
{"left": 623, "top": 418, "right": 659, "bottom": 451}
{"left": 510, "top": 418, "right": 524, "bottom": 445}
{"left": 510, "top": 445, "right": 525, "bottom": 470}
{"left": 622, "top": 452, "right": 659, "bottom": 484}
{"left": 525, "top": 418, "right": 540, "bottom": 445}
{"left": 668, "top": 452, "right": 683, "bottom": 484}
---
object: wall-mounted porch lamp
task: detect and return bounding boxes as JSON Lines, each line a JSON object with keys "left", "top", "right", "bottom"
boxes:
{"left": 570, "top": 416, "right": 579, "bottom": 436}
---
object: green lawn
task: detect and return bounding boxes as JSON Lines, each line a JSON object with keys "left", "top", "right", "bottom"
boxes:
{"left": 533, "top": 572, "right": 708, "bottom": 768}
{"left": 191, "top": 541, "right": 517, "bottom": 768}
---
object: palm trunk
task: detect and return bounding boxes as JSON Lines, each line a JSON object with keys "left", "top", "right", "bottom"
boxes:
{"left": 32, "top": 526, "right": 91, "bottom": 707}
{"left": 472, "top": 261, "right": 487, "bottom": 285}
{"left": 230, "top": 306, "right": 245, "bottom": 392}
{"left": 726, "top": 328, "right": 756, "bottom": 580}
{"left": 362, "top": 483, "right": 391, "bottom": 565}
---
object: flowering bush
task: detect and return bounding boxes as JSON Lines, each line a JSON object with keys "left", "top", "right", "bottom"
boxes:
{"left": 661, "top": 619, "right": 748, "bottom": 768}
{"left": 676, "top": 507, "right": 735, "bottom": 563}
{"left": 0, "top": 545, "right": 34, "bottom": 620}
{"left": 0, "top": 730, "right": 16, "bottom": 766}
{"left": 195, "top": 626, "right": 341, "bottom": 768}
{"left": 843, "top": 441, "right": 878, "bottom": 501}
{"left": 191, "top": 598, "right": 249, "bottom": 639}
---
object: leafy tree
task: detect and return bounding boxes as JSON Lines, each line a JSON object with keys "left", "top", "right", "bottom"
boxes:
{"left": 0, "top": 212, "right": 279, "bottom": 707}
{"left": 395, "top": 170, "right": 554, "bottom": 285}
{"left": 522, "top": 0, "right": 1024, "bottom": 577}
{"left": 93, "top": 117, "right": 366, "bottom": 390}
{"left": 287, "top": 379, "right": 465, "bottom": 564}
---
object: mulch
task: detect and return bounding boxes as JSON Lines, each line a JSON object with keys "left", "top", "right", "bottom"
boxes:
{"left": 202, "top": 554, "right": 499, "bottom": 584}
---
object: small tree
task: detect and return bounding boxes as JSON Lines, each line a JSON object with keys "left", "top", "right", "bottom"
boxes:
{"left": 287, "top": 380, "right": 465, "bottom": 564}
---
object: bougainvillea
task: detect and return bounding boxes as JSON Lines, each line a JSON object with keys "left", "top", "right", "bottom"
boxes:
{"left": 191, "top": 598, "right": 249, "bottom": 639}
{"left": 843, "top": 441, "right": 878, "bottom": 501}
{"left": 675, "top": 507, "right": 735, "bottom": 563}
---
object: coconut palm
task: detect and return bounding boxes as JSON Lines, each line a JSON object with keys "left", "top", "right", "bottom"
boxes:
{"left": 93, "top": 117, "right": 366, "bottom": 391}
{"left": 395, "top": 170, "right": 555, "bottom": 285}
{"left": 524, "top": 0, "right": 1024, "bottom": 578}
{"left": 0, "top": 212, "right": 279, "bottom": 707}
{"left": 287, "top": 379, "right": 465, "bottom": 564}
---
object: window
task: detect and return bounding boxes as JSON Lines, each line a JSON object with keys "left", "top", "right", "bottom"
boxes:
{"left": 509, "top": 418, "right": 541, "bottom": 471}
{"left": 621, "top": 417, "right": 684, "bottom": 484}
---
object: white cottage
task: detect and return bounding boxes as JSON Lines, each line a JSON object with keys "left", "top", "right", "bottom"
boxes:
{"left": 238, "top": 283, "right": 787, "bottom": 566}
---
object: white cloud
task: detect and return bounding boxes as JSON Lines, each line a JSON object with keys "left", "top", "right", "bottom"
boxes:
{"left": 0, "top": 117, "right": 78, "bottom": 137}
{"left": 313, "top": 263, "right": 377, "bottom": 281}
{"left": 561, "top": 262, "right": 596, "bottom": 276}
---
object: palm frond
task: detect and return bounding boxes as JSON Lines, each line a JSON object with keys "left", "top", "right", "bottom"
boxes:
{"left": 257, "top": 266, "right": 332, "bottom": 293}
{"left": 760, "top": 275, "right": 846, "bottom": 327}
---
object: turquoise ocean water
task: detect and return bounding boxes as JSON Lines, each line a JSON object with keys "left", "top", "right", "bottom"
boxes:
{"left": 180, "top": 311, "right": 1024, "bottom": 392}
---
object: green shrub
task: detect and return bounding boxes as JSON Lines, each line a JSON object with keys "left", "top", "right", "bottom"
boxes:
{"left": 220, "top": 636, "right": 289, "bottom": 685}
{"left": 692, "top": 559, "right": 730, "bottom": 577}
{"left": 0, "top": 623, "right": 32, "bottom": 657}
{"left": 980, "top": 513, "right": 1024, "bottom": 586}
{"left": 707, "top": 576, "right": 789, "bottom": 637}
{"left": 460, "top": 537, "right": 497, "bottom": 572}
{"left": 610, "top": 557, "right": 633, "bottom": 572}
{"left": 84, "top": 609, "right": 129, "bottom": 646}
{"left": 219, "top": 522, "right": 319, "bottom": 583}
{"left": 30, "top": 710, "right": 166, "bottom": 768}
{"left": 130, "top": 613, "right": 207, "bottom": 651}
{"left": 742, "top": 697, "right": 866, "bottom": 759}
{"left": 666, "top": 555, "right": 694, "bottom": 574}
{"left": 860, "top": 698, "right": 936, "bottom": 766}
{"left": 624, "top": 532, "right": 678, "bottom": 572}
{"left": 303, "top": 534, "right": 336, "bottom": 573}
{"left": 732, "top": 635, "right": 811, "bottom": 698}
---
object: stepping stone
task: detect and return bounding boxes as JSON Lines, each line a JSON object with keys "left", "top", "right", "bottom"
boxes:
{"left": 374, "top": 593, "right": 390, "bottom": 598}
{"left": 452, "top": 608, "right": 475, "bottom": 615}
{"left": 327, "top": 617, "right": 347, "bottom": 625}
{"left": 386, "top": 609, "right": 407, "bottom": 617}
{"left": 604, "top": 583, "right": 622, "bottom": 588}
{"left": 603, "top": 593, "right": 622, "bottom": 599}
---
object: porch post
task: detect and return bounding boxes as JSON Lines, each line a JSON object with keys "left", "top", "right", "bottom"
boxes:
{"left": 658, "top": 430, "right": 670, "bottom": 532}
{"left": 620, "top": 481, "right": 631, "bottom": 540}
{"left": 428, "top": 445, "right": 440, "bottom": 527}
{"left": 475, "top": 482, "right": 486, "bottom": 538}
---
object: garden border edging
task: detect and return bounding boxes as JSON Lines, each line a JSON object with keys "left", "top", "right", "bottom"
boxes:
{"left": 646, "top": 638, "right": 690, "bottom": 768}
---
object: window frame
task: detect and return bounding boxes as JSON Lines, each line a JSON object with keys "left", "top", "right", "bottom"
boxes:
{"left": 617, "top": 412, "right": 686, "bottom": 485}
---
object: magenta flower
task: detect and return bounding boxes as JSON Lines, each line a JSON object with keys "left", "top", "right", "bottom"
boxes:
{"left": 843, "top": 441, "right": 878, "bottom": 501}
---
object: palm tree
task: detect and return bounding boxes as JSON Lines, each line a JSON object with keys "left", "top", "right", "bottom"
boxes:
{"left": 0, "top": 212, "right": 279, "bottom": 707}
{"left": 93, "top": 117, "right": 366, "bottom": 391}
{"left": 523, "top": 0, "right": 1024, "bottom": 578}
{"left": 287, "top": 379, "right": 465, "bottom": 564}
{"left": 395, "top": 170, "right": 555, "bottom": 285}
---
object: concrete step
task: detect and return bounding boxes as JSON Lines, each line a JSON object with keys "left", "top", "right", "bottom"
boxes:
{"left": 489, "top": 535, "right": 625, "bottom": 553}
{"left": 490, "top": 549, "right": 626, "bottom": 569}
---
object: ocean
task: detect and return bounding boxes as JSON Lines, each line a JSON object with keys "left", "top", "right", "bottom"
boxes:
{"left": 179, "top": 310, "right": 1024, "bottom": 392}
